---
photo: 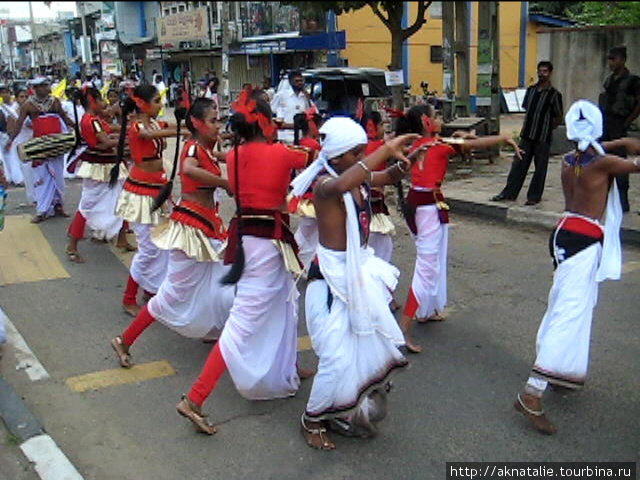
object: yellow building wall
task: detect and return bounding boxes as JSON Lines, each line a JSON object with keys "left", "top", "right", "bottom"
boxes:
{"left": 338, "top": 2, "right": 541, "bottom": 98}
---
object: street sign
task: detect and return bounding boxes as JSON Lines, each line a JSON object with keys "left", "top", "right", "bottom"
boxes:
{"left": 384, "top": 70, "right": 404, "bottom": 87}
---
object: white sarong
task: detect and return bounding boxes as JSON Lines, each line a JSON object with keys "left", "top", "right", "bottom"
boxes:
{"left": 148, "top": 239, "right": 234, "bottom": 339}
{"left": 304, "top": 245, "right": 407, "bottom": 421}
{"left": 532, "top": 238, "right": 601, "bottom": 389}
{"left": 294, "top": 216, "right": 318, "bottom": 271}
{"left": 32, "top": 155, "right": 65, "bottom": 216}
{"left": 78, "top": 178, "right": 124, "bottom": 240}
{"left": 218, "top": 235, "right": 300, "bottom": 400}
{"left": 130, "top": 223, "right": 169, "bottom": 294}
{"left": 410, "top": 204, "right": 448, "bottom": 318}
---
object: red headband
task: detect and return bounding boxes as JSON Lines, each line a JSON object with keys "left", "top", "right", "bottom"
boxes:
{"left": 231, "top": 86, "right": 276, "bottom": 142}
{"left": 304, "top": 106, "right": 319, "bottom": 138}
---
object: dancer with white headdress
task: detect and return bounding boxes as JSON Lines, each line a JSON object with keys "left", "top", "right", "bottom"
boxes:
{"left": 515, "top": 99, "right": 640, "bottom": 435}
{"left": 290, "top": 117, "right": 421, "bottom": 450}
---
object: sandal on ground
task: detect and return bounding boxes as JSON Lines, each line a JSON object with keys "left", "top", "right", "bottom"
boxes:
{"left": 301, "top": 415, "right": 335, "bottom": 451}
{"left": 65, "top": 249, "right": 86, "bottom": 264}
{"left": 176, "top": 395, "right": 217, "bottom": 435}
{"left": 30, "top": 214, "right": 46, "bottom": 224}
{"left": 417, "top": 312, "right": 447, "bottom": 323}
{"left": 514, "top": 393, "right": 557, "bottom": 435}
{"left": 110, "top": 336, "right": 132, "bottom": 368}
{"left": 117, "top": 243, "right": 137, "bottom": 252}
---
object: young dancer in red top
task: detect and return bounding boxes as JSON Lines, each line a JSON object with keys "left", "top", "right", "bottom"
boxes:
{"left": 396, "top": 105, "right": 523, "bottom": 353}
{"left": 288, "top": 108, "right": 322, "bottom": 271}
{"left": 113, "top": 84, "right": 183, "bottom": 316}
{"left": 176, "top": 88, "right": 314, "bottom": 435}
{"left": 111, "top": 97, "right": 235, "bottom": 367}
{"left": 65, "top": 86, "right": 133, "bottom": 263}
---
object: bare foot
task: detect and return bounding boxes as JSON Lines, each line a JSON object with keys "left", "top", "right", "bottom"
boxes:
{"left": 301, "top": 416, "right": 335, "bottom": 451}
{"left": 514, "top": 392, "right": 557, "bottom": 435}
{"left": 176, "top": 396, "right": 217, "bottom": 435}
{"left": 389, "top": 299, "right": 400, "bottom": 312}
{"left": 116, "top": 241, "right": 137, "bottom": 252}
{"left": 417, "top": 311, "right": 447, "bottom": 323}
{"left": 110, "top": 336, "right": 132, "bottom": 368}
{"left": 297, "top": 364, "right": 316, "bottom": 380}
{"left": 54, "top": 205, "right": 69, "bottom": 218}
{"left": 122, "top": 303, "right": 142, "bottom": 317}
{"left": 403, "top": 336, "right": 423, "bottom": 354}
{"left": 30, "top": 214, "right": 46, "bottom": 224}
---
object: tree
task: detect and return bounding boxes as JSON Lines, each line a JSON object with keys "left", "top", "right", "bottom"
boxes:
{"left": 529, "top": 1, "right": 640, "bottom": 25}
{"left": 291, "top": 2, "right": 433, "bottom": 109}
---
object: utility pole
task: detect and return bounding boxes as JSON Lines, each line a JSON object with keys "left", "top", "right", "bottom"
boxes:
{"left": 454, "top": 2, "right": 469, "bottom": 117}
{"left": 221, "top": 1, "right": 230, "bottom": 110}
{"left": 441, "top": 2, "right": 455, "bottom": 122}
{"left": 476, "top": 1, "right": 500, "bottom": 134}
{"left": 78, "top": 1, "right": 92, "bottom": 81}
{"left": 28, "top": 1, "right": 37, "bottom": 73}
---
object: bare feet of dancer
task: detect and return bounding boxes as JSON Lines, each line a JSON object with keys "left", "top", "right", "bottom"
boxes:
{"left": 417, "top": 310, "right": 447, "bottom": 323}
{"left": 514, "top": 392, "right": 557, "bottom": 435}
{"left": 301, "top": 416, "right": 335, "bottom": 451}
{"left": 115, "top": 227, "right": 136, "bottom": 252}
{"left": 66, "top": 237, "right": 86, "bottom": 263}
{"left": 297, "top": 364, "right": 316, "bottom": 380}
{"left": 399, "top": 315, "right": 422, "bottom": 354}
{"left": 176, "top": 395, "right": 217, "bottom": 435}
{"left": 122, "top": 303, "right": 142, "bottom": 317}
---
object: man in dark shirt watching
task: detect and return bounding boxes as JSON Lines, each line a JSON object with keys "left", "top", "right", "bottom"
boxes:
{"left": 599, "top": 45, "right": 640, "bottom": 213}
{"left": 492, "top": 61, "right": 563, "bottom": 205}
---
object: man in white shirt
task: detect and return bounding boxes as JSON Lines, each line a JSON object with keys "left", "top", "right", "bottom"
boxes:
{"left": 270, "top": 70, "right": 313, "bottom": 144}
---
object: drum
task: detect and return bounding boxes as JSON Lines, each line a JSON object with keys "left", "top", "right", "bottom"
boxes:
{"left": 18, "top": 132, "right": 77, "bottom": 162}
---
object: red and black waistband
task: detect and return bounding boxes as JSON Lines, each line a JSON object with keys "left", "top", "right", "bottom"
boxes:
{"left": 557, "top": 216, "right": 603, "bottom": 240}
{"left": 171, "top": 200, "right": 226, "bottom": 240}
{"left": 123, "top": 166, "right": 166, "bottom": 197}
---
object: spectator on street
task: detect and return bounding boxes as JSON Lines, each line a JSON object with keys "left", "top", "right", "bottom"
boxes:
{"left": 598, "top": 45, "right": 640, "bottom": 213}
{"left": 270, "top": 70, "right": 314, "bottom": 144}
{"left": 492, "top": 61, "right": 563, "bottom": 205}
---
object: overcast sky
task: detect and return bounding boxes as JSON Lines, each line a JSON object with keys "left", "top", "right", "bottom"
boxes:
{"left": 0, "top": 2, "right": 77, "bottom": 21}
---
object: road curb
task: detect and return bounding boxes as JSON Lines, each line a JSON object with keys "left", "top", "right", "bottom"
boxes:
{"left": 448, "top": 196, "right": 640, "bottom": 248}
{"left": 1, "top": 310, "right": 85, "bottom": 480}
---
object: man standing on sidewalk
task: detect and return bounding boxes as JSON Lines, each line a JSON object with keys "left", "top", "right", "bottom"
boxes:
{"left": 492, "top": 61, "right": 563, "bottom": 205}
{"left": 598, "top": 45, "right": 640, "bottom": 213}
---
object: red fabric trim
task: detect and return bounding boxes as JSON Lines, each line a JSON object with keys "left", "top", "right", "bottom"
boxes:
{"left": 170, "top": 200, "right": 227, "bottom": 240}
{"left": 67, "top": 211, "right": 86, "bottom": 240}
{"left": 32, "top": 115, "right": 62, "bottom": 137}
{"left": 403, "top": 288, "right": 419, "bottom": 318}
{"left": 123, "top": 166, "right": 166, "bottom": 197}
{"left": 559, "top": 217, "right": 603, "bottom": 240}
{"left": 223, "top": 210, "right": 299, "bottom": 265}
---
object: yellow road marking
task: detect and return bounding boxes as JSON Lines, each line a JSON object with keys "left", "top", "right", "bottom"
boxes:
{"left": 298, "top": 335, "right": 312, "bottom": 352}
{"left": 66, "top": 360, "right": 175, "bottom": 393}
{"left": 622, "top": 261, "right": 640, "bottom": 275}
{"left": 0, "top": 215, "right": 69, "bottom": 285}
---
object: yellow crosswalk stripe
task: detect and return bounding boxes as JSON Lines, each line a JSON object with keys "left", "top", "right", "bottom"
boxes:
{"left": 66, "top": 360, "right": 176, "bottom": 393}
{"left": 0, "top": 215, "right": 69, "bottom": 285}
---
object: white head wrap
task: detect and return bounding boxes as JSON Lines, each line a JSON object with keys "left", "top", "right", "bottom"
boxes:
{"left": 30, "top": 76, "right": 50, "bottom": 86}
{"left": 291, "top": 116, "right": 382, "bottom": 335}
{"left": 565, "top": 99, "right": 605, "bottom": 155}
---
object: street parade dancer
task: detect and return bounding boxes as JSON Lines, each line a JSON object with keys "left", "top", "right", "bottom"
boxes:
{"left": 6, "top": 76, "right": 74, "bottom": 223}
{"left": 396, "top": 105, "right": 523, "bottom": 353}
{"left": 0, "top": 83, "right": 24, "bottom": 186}
{"left": 290, "top": 117, "right": 420, "bottom": 450}
{"left": 113, "top": 84, "right": 179, "bottom": 316}
{"left": 288, "top": 108, "right": 322, "bottom": 271}
{"left": 515, "top": 100, "right": 640, "bottom": 435}
{"left": 111, "top": 97, "right": 234, "bottom": 367}
{"left": 176, "top": 88, "right": 314, "bottom": 435}
{"left": 65, "top": 85, "right": 132, "bottom": 263}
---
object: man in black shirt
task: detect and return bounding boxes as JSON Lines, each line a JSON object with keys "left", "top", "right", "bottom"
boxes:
{"left": 599, "top": 45, "right": 640, "bottom": 213}
{"left": 492, "top": 61, "right": 563, "bottom": 205}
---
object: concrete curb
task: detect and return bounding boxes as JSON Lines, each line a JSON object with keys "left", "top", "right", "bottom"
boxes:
{"left": 1, "top": 310, "right": 85, "bottom": 480}
{"left": 448, "top": 196, "right": 640, "bottom": 248}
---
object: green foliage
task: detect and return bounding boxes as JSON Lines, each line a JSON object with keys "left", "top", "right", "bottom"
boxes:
{"left": 570, "top": 2, "right": 640, "bottom": 25}
{"left": 529, "top": 1, "right": 640, "bottom": 25}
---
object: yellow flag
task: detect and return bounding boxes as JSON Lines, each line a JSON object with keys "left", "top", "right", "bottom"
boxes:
{"left": 159, "top": 88, "right": 168, "bottom": 117}
{"left": 100, "top": 80, "right": 110, "bottom": 99}
{"left": 52, "top": 78, "right": 67, "bottom": 99}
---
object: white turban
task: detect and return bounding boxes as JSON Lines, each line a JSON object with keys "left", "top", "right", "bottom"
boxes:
{"left": 565, "top": 99, "right": 605, "bottom": 155}
{"left": 30, "top": 76, "right": 50, "bottom": 86}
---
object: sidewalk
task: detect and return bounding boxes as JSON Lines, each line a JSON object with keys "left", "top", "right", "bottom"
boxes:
{"left": 442, "top": 114, "right": 640, "bottom": 246}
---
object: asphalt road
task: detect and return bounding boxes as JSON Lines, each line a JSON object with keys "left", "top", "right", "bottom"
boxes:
{"left": 0, "top": 177, "right": 639, "bottom": 480}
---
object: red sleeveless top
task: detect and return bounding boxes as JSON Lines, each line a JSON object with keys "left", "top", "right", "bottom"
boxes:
{"left": 128, "top": 119, "right": 166, "bottom": 165}
{"left": 410, "top": 136, "right": 456, "bottom": 189}
{"left": 180, "top": 140, "right": 222, "bottom": 195}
